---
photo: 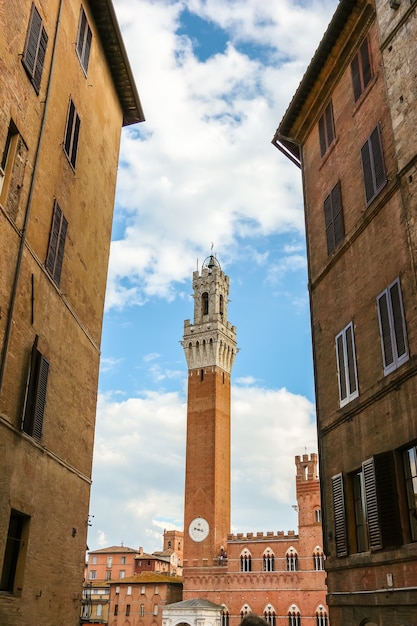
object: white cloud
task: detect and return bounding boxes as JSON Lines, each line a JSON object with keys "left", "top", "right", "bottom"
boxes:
{"left": 88, "top": 382, "right": 316, "bottom": 552}
{"left": 102, "top": 0, "right": 337, "bottom": 310}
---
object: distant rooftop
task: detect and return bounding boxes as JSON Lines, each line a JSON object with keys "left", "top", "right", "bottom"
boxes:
{"left": 89, "top": 545, "right": 138, "bottom": 554}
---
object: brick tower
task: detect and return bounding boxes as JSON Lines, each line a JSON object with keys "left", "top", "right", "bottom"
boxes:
{"left": 181, "top": 255, "right": 237, "bottom": 568}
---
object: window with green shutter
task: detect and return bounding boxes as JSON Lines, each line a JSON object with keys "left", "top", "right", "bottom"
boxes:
{"left": 351, "top": 36, "right": 373, "bottom": 102}
{"left": 22, "top": 340, "right": 49, "bottom": 441}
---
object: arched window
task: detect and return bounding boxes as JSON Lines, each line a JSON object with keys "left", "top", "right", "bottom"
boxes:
{"left": 220, "top": 294, "right": 224, "bottom": 316}
{"left": 286, "top": 548, "right": 298, "bottom": 571}
{"left": 313, "top": 547, "right": 324, "bottom": 571}
{"left": 315, "top": 605, "right": 328, "bottom": 626}
{"left": 202, "top": 292, "right": 209, "bottom": 316}
{"left": 240, "top": 604, "right": 251, "bottom": 620}
{"left": 222, "top": 606, "right": 230, "bottom": 626}
{"left": 240, "top": 550, "right": 252, "bottom": 572}
{"left": 263, "top": 549, "right": 274, "bottom": 572}
{"left": 264, "top": 604, "right": 276, "bottom": 626}
{"left": 288, "top": 605, "right": 301, "bottom": 626}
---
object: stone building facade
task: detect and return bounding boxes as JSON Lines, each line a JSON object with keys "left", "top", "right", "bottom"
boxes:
{"left": 180, "top": 257, "right": 328, "bottom": 625}
{"left": 0, "top": 2, "right": 143, "bottom": 624}
{"left": 273, "top": 0, "right": 417, "bottom": 624}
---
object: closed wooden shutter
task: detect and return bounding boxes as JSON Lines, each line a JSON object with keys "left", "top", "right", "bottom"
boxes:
{"left": 351, "top": 55, "right": 362, "bottom": 102}
{"left": 361, "top": 125, "right": 386, "bottom": 205}
{"left": 362, "top": 458, "right": 382, "bottom": 550}
{"left": 324, "top": 182, "right": 344, "bottom": 254}
{"left": 22, "top": 345, "right": 49, "bottom": 440}
{"left": 332, "top": 473, "right": 348, "bottom": 556}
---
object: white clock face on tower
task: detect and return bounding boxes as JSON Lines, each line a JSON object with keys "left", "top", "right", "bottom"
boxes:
{"left": 188, "top": 517, "right": 209, "bottom": 542}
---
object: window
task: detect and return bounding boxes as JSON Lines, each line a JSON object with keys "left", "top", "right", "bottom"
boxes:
{"left": 46, "top": 200, "right": 68, "bottom": 286}
{"left": 0, "top": 510, "right": 30, "bottom": 593}
{"left": 361, "top": 125, "right": 386, "bottom": 204}
{"left": 76, "top": 6, "right": 92, "bottom": 74}
{"left": 264, "top": 605, "right": 276, "bottom": 626}
{"left": 377, "top": 278, "right": 408, "bottom": 375}
{"left": 153, "top": 604, "right": 158, "bottom": 616}
{"left": 288, "top": 607, "right": 301, "bottom": 626}
{"left": 126, "top": 604, "right": 131, "bottom": 616}
{"left": 222, "top": 607, "right": 230, "bottom": 626}
{"left": 351, "top": 37, "right": 372, "bottom": 102}
{"left": 315, "top": 509, "right": 322, "bottom": 523}
{"left": 121, "top": 556, "right": 126, "bottom": 564}
{"left": 263, "top": 551, "right": 274, "bottom": 572}
{"left": 318, "top": 101, "right": 335, "bottom": 157}
{"left": 63, "top": 98, "right": 81, "bottom": 169}
{"left": 96, "top": 604, "right": 102, "bottom": 617}
{"left": 332, "top": 452, "right": 402, "bottom": 556}
{"left": 0, "top": 120, "right": 19, "bottom": 200}
{"left": 336, "top": 322, "right": 359, "bottom": 406}
{"left": 403, "top": 445, "right": 417, "bottom": 541}
{"left": 105, "top": 570, "right": 111, "bottom": 581}
{"left": 89, "top": 570, "right": 97, "bottom": 580}
{"left": 92, "top": 556, "right": 97, "bottom": 565}
{"left": 115, "top": 585, "right": 120, "bottom": 594}
{"left": 313, "top": 548, "right": 324, "bottom": 571}
{"left": 316, "top": 606, "right": 328, "bottom": 626}
{"left": 107, "top": 557, "right": 112, "bottom": 568}
{"left": 120, "top": 570, "right": 125, "bottom": 579}
{"left": 286, "top": 548, "right": 298, "bottom": 571}
{"left": 22, "top": 4, "right": 48, "bottom": 93}
{"left": 141, "top": 585, "right": 145, "bottom": 594}
{"left": 114, "top": 604, "right": 118, "bottom": 616}
{"left": 240, "top": 605, "right": 251, "bottom": 619}
{"left": 200, "top": 369, "right": 204, "bottom": 381}
{"left": 154, "top": 585, "right": 159, "bottom": 594}
{"left": 127, "top": 585, "right": 132, "bottom": 595}
{"left": 22, "top": 340, "right": 49, "bottom": 441}
{"left": 324, "top": 182, "right": 344, "bottom": 254}
{"left": 240, "top": 551, "right": 251, "bottom": 572}
{"left": 202, "top": 292, "right": 209, "bottom": 316}
{"left": 140, "top": 604, "right": 145, "bottom": 616}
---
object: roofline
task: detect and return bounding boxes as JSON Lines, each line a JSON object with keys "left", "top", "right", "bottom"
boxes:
{"left": 272, "top": 0, "right": 365, "bottom": 158}
{"left": 88, "top": 0, "right": 145, "bottom": 126}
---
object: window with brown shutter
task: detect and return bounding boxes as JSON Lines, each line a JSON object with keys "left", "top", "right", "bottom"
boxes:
{"left": 324, "top": 181, "right": 344, "bottom": 254}
{"left": 76, "top": 7, "right": 92, "bottom": 75}
{"left": 351, "top": 36, "right": 373, "bottom": 102}
{"left": 22, "top": 340, "right": 49, "bottom": 441}
{"left": 22, "top": 4, "right": 48, "bottom": 94}
{"left": 361, "top": 125, "right": 386, "bottom": 205}
{"left": 63, "top": 99, "right": 81, "bottom": 169}
{"left": 46, "top": 201, "right": 68, "bottom": 286}
{"left": 318, "top": 101, "right": 335, "bottom": 157}
{"left": 377, "top": 278, "right": 408, "bottom": 375}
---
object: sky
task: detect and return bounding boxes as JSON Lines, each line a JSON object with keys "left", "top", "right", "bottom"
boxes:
{"left": 87, "top": 0, "right": 339, "bottom": 554}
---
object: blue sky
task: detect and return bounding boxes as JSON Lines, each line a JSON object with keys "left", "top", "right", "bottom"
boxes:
{"left": 88, "top": 0, "right": 338, "bottom": 554}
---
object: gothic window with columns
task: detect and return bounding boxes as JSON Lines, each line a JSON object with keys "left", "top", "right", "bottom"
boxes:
{"left": 240, "top": 550, "right": 252, "bottom": 572}
{"left": 315, "top": 605, "right": 328, "bottom": 626}
{"left": 263, "top": 549, "right": 275, "bottom": 572}
{"left": 240, "top": 604, "right": 251, "bottom": 619}
{"left": 313, "top": 547, "right": 325, "bottom": 571}
{"left": 286, "top": 547, "right": 298, "bottom": 571}
{"left": 221, "top": 606, "right": 230, "bottom": 626}
{"left": 264, "top": 604, "right": 276, "bottom": 626}
{"left": 288, "top": 605, "right": 301, "bottom": 626}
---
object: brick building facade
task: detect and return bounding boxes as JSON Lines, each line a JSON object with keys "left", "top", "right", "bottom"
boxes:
{"left": 0, "top": 2, "right": 143, "bottom": 624}
{"left": 273, "top": 0, "right": 417, "bottom": 624}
